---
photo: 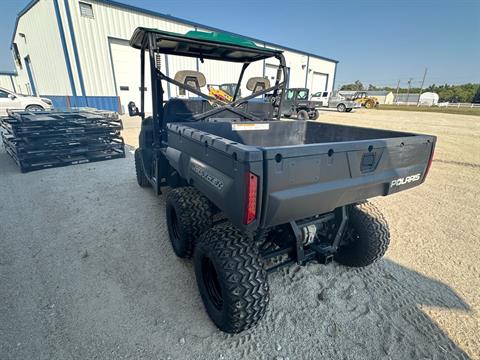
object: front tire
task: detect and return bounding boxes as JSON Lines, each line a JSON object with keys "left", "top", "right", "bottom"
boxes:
{"left": 194, "top": 224, "right": 269, "bottom": 333}
{"left": 166, "top": 187, "right": 212, "bottom": 258}
{"left": 337, "top": 103, "right": 346, "bottom": 112}
{"left": 26, "top": 105, "right": 44, "bottom": 112}
{"left": 346, "top": 108, "right": 353, "bottom": 112}
{"left": 335, "top": 202, "right": 390, "bottom": 267}
{"left": 134, "top": 149, "right": 150, "bottom": 187}
{"left": 297, "top": 109, "right": 309, "bottom": 120}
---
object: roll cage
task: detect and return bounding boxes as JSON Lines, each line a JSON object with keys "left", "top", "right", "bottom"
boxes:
{"left": 129, "top": 27, "right": 288, "bottom": 145}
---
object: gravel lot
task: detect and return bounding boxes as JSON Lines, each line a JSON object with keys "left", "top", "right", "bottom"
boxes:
{"left": 1, "top": 109, "right": 479, "bottom": 359}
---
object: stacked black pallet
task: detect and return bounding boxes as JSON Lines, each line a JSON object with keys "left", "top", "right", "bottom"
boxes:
{"left": 1, "top": 110, "right": 125, "bottom": 172}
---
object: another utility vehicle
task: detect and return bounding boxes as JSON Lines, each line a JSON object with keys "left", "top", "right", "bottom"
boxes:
{"left": 129, "top": 27, "right": 436, "bottom": 333}
{"left": 273, "top": 88, "right": 320, "bottom": 119}
{"left": 311, "top": 90, "right": 361, "bottom": 112}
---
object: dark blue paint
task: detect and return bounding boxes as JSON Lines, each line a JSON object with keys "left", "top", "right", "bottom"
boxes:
{"left": 42, "top": 95, "right": 119, "bottom": 112}
{"left": 63, "top": 0, "right": 86, "bottom": 97}
{"left": 52, "top": 0, "right": 77, "bottom": 97}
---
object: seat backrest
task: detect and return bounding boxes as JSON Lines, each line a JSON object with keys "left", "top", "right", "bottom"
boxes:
{"left": 163, "top": 98, "right": 213, "bottom": 124}
{"left": 246, "top": 77, "right": 271, "bottom": 93}
{"left": 174, "top": 70, "right": 206, "bottom": 94}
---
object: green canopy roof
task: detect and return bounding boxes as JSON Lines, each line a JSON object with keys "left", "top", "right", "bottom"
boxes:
{"left": 129, "top": 27, "right": 281, "bottom": 63}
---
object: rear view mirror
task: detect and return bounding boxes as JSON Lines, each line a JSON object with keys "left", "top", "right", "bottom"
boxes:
{"left": 8, "top": 94, "right": 16, "bottom": 100}
{"left": 128, "top": 101, "right": 140, "bottom": 117}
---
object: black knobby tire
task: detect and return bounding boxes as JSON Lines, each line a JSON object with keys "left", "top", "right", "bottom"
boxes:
{"left": 335, "top": 202, "right": 390, "bottom": 267}
{"left": 346, "top": 108, "right": 353, "bottom": 112}
{"left": 166, "top": 187, "right": 212, "bottom": 258}
{"left": 194, "top": 224, "right": 269, "bottom": 333}
{"left": 134, "top": 148, "right": 150, "bottom": 187}
{"left": 337, "top": 103, "right": 346, "bottom": 112}
{"left": 297, "top": 109, "right": 309, "bottom": 120}
{"left": 310, "top": 109, "right": 320, "bottom": 120}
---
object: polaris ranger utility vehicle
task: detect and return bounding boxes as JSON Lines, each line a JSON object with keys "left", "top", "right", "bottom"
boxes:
{"left": 129, "top": 27, "right": 436, "bottom": 333}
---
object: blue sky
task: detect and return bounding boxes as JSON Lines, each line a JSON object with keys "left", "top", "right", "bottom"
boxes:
{"left": 1, "top": 0, "right": 479, "bottom": 88}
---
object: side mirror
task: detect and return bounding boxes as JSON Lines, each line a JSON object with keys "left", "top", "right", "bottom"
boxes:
{"left": 8, "top": 94, "right": 16, "bottom": 100}
{"left": 128, "top": 101, "right": 140, "bottom": 117}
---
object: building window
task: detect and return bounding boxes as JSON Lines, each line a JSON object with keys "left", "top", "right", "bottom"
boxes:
{"left": 79, "top": 2, "right": 94, "bottom": 18}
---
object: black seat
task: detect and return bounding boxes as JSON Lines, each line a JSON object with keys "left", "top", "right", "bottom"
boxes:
{"left": 163, "top": 98, "right": 213, "bottom": 124}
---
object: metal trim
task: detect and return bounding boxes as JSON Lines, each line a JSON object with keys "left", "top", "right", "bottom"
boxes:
{"left": 63, "top": 0, "right": 87, "bottom": 96}
{"left": 53, "top": 0, "right": 77, "bottom": 96}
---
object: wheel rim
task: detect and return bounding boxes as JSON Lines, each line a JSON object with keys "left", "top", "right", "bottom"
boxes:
{"left": 202, "top": 257, "right": 223, "bottom": 310}
{"left": 169, "top": 206, "right": 181, "bottom": 243}
{"left": 338, "top": 105, "right": 345, "bottom": 112}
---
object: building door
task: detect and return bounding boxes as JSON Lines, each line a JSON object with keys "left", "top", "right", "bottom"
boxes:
{"left": 110, "top": 38, "right": 162, "bottom": 114}
{"left": 309, "top": 72, "right": 328, "bottom": 94}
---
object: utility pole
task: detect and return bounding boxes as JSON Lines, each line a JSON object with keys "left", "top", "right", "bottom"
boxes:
{"left": 417, "top": 67, "right": 428, "bottom": 106}
{"left": 406, "top": 78, "right": 413, "bottom": 106}
{"left": 395, "top": 79, "right": 400, "bottom": 105}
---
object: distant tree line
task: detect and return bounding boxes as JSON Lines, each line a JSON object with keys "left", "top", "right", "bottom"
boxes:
{"left": 340, "top": 80, "right": 480, "bottom": 103}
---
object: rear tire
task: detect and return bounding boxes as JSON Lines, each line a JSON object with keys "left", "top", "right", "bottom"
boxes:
{"left": 335, "top": 202, "right": 390, "bottom": 267}
{"left": 346, "top": 108, "right": 353, "bottom": 112}
{"left": 194, "top": 224, "right": 269, "bottom": 333}
{"left": 337, "top": 104, "right": 346, "bottom": 112}
{"left": 134, "top": 149, "right": 150, "bottom": 187}
{"left": 309, "top": 109, "right": 320, "bottom": 120}
{"left": 297, "top": 109, "right": 309, "bottom": 120}
{"left": 166, "top": 187, "right": 212, "bottom": 258}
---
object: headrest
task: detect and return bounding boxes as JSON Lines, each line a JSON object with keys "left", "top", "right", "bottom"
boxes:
{"left": 246, "top": 77, "right": 271, "bottom": 92}
{"left": 174, "top": 70, "right": 206, "bottom": 90}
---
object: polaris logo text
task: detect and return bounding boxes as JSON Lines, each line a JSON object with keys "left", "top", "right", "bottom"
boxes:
{"left": 390, "top": 173, "right": 421, "bottom": 187}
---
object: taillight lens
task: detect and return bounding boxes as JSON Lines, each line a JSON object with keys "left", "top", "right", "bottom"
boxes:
{"left": 424, "top": 147, "right": 435, "bottom": 179}
{"left": 244, "top": 172, "right": 258, "bottom": 225}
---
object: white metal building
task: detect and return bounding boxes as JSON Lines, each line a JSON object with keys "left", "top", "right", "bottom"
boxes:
{"left": 0, "top": 71, "right": 19, "bottom": 92}
{"left": 10, "top": 0, "right": 338, "bottom": 113}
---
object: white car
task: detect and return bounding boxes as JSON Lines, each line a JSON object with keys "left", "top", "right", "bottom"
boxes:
{"left": 0, "top": 87, "right": 53, "bottom": 116}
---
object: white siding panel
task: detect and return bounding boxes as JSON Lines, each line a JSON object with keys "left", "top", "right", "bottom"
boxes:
{"left": 0, "top": 75, "right": 16, "bottom": 92}
{"left": 13, "top": 0, "right": 72, "bottom": 95}
{"left": 65, "top": 0, "right": 194, "bottom": 96}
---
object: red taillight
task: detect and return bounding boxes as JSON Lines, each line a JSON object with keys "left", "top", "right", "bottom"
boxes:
{"left": 424, "top": 147, "right": 435, "bottom": 179}
{"left": 244, "top": 172, "right": 258, "bottom": 225}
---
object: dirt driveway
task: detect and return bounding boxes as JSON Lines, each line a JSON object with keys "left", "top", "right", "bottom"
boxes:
{"left": 1, "top": 109, "right": 478, "bottom": 359}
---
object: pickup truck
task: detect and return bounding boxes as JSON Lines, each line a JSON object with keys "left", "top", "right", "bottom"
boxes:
{"left": 311, "top": 90, "right": 361, "bottom": 112}
{"left": 128, "top": 27, "right": 436, "bottom": 334}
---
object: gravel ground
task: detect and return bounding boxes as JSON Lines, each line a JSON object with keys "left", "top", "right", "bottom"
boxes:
{"left": 0, "top": 109, "right": 479, "bottom": 359}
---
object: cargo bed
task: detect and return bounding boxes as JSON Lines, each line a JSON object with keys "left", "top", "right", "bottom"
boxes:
{"left": 166, "top": 121, "right": 436, "bottom": 231}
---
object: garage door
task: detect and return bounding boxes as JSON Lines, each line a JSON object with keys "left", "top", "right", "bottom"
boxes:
{"left": 310, "top": 72, "right": 328, "bottom": 94}
{"left": 110, "top": 39, "right": 163, "bottom": 114}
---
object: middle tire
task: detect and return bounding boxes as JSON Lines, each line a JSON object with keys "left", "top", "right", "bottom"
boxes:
{"left": 194, "top": 224, "right": 270, "bottom": 333}
{"left": 166, "top": 187, "right": 212, "bottom": 259}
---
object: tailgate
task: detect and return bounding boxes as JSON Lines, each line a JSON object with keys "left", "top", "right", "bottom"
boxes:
{"left": 260, "top": 135, "right": 435, "bottom": 227}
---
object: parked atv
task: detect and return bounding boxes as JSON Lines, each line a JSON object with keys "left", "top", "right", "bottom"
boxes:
{"left": 128, "top": 27, "right": 436, "bottom": 333}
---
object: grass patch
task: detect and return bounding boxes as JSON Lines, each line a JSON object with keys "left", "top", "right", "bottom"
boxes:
{"left": 378, "top": 104, "right": 480, "bottom": 116}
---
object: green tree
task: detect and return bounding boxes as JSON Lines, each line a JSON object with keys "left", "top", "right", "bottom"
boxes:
{"left": 340, "top": 80, "right": 364, "bottom": 91}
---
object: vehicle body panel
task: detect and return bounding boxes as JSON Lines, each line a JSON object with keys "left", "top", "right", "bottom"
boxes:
{"left": 165, "top": 121, "right": 435, "bottom": 232}
{"left": 0, "top": 87, "right": 53, "bottom": 116}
